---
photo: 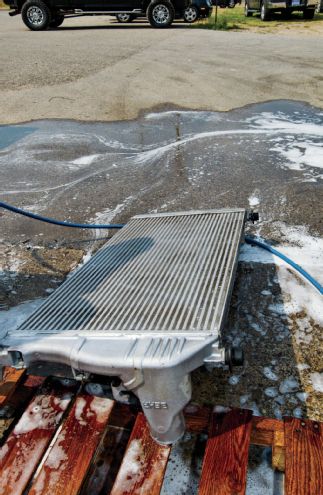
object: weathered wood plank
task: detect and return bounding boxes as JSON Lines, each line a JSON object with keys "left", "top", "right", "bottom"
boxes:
{"left": 29, "top": 387, "right": 115, "bottom": 495}
{"left": 184, "top": 404, "right": 211, "bottom": 433}
{"left": 272, "top": 429, "right": 285, "bottom": 472}
{"left": 285, "top": 417, "right": 323, "bottom": 495}
{"left": 0, "top": 374, "right": 45, "bottom": 443}
{"left": 251, "top": 416, "right": 283, "bottom": 446}
{"left": 0, "top": 368, "right": 26, "bottom": 407}
{"left": 198, "top": 409, "right": 253, "bottom": 495}
{"left": 0, "top": 378, "right": 77, "bottom": 495}
{"left": 110, "top": 412, "right": 171, "bottom": 495}
{"left": 80, "top": 402, "right": 137, "bottom": 495}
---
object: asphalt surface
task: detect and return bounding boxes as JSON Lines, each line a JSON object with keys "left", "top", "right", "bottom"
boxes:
{"left": 0, "top": 11, "right": 323, "bottom": 123}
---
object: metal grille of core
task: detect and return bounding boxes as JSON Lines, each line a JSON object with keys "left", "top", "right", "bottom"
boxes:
{"left": 14, "top": 210, "right": 246, "bottom": 335}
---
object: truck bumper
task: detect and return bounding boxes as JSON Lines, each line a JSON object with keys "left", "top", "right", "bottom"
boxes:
{"left": 267, "top": 1, "right": 316, "bottom": 7}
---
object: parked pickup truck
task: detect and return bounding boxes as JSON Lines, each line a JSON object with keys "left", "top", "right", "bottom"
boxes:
{"left": 4, "top": 0, "right": 189, "bottom": 29}
{"left": 116, "top": 0, "right": 213, "bottom": 23}
{"left": 244, "top": 0, "right": 318, "bottom": 19}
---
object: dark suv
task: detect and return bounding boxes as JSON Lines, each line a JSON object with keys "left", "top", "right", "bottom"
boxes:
{"left": 4, "top": 0, "right": 189, "bottom": 29}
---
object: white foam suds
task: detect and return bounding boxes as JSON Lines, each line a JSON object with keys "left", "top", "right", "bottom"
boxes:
{"left": 297, "top": 363, "right": 310, "bottom": 371}
{"left": 248, "top": 194, "right": 260, "bottom": 207}
{"left": 113, "top": 439, "right": 145, "bottom": 491}
{"left": 228, "top": 375, "right": 240, "bottom": 385}
{"left": 239, "top": 223, "right": 323, "bottom": 325}
{"left": 13, "top": 395, "right": 67, "bottom": 435}
{"left": 293, "top": 407, "right": 303, "bottom": 418}
{"left": 272, "top": 141, "right": 323, "bottom": 171}
{"left": 89, "top": 396, "right": 113, "bottom": 423}
{"left": 310, "top": 372, "right": 323, "bottom": 392}
{"left": 91, "top": 196, "right": 133, "bottom": 233}
{"left": 144, "top": 110, "right": 221, "bottom": 122}
{"left": 296, "top": 392, "right": 308, "bottom": 402}
{"left": 263, "top": 367, "right": 279, "bottom": 381}
{"left": 279, "top": 377, "right": 299, "bottom": 395}
{"left": 46, "top": 442, "right": 68, "bottom": 470}
{"left": 264, "top": 387, "right": 278, "bottom": 398}
{"left": 71, "top": 154, "right": 101, "bottom": 166}
{"left": 248, "top": 112, "right": 323, "bottom": 136}
{"left": 75, "top": 397, "right": 87, "bottom": 424}
{"left": 246, "top": 447, "right": 274, "bottom": 495}
{"left": 0, "top": 444, "right": 9, "bottom": 463}
{"left": 134, "top": 113, "right": 323, "bottom": 167}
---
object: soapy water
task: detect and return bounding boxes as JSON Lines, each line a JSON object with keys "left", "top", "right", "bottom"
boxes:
{"left": 0, "top": 101, "right": 322, "bottom": 216}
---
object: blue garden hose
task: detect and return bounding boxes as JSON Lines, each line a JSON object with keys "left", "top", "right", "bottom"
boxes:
{"left": 245, "top": 236, "right": 323, "bottom": 295}
{"left": 1, "top": 200, "right": 322, "bottom": 295}
{"left": 0, "top": 200, "right": 125, "bottom": 230}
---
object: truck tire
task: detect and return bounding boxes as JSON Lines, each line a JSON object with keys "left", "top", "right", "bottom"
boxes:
{"left": 244, "top": 1, "right": 253, "bottom": 16}
{"left": 49, "top": 14, "right": 64, "bottom": 27}
{"left": 183, "top": 6, "right": 199, "bottom": 22}
{"left": 116, "top": 13, "right": 135, "bottom": 22}
{"left": 303, "top": 8, "right": 315, "bottom": 19}
{"left": 147, "top": 0, "right": 175, "bottom": 28}
{"left": 260, "top": 1, "right": 271, "bottom": 20}
{"left": 282, "top": 8, "right": 292, "bottom": 19}
{"left": 21, "top": 0, "right": 51, "bottom": 30}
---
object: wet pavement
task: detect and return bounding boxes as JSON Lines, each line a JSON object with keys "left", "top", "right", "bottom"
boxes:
{"left": 0, "top": 100, "right": 322, "bottom": 422}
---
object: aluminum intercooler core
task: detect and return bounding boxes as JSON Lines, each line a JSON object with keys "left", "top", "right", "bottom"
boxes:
{"left": 0, "top": 209, "right": 247, "bottom": 443}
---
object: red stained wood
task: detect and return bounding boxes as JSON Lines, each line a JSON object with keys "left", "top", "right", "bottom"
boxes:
{"left": 0, "top": 367, "right": 26, "bottom": 407}
{"left": 29, "top": 390, "right": 115, "bottom": 495}
{"left": 110, "top": 412, "right": 171, "bottom": 495}
{"left": 80, "top": 403, "right": 137, "bottom": 495}
{"left": 0, "top": 374, "right": 45, "bottom": 443}
{"left": 284, "top": 417, "right": 323, "bottom": 495}
{"left": 184, "top": 403, "right": 211, "bottom": 433}
{"left": 0, "top": 378, "right": 77, "bottom": 495}
{"left": 198, "top": 409, "right": 253, "bottom": 495}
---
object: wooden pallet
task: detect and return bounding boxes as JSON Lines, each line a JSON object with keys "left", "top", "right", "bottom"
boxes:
{"left": 0, "top": 367, "right": 322, "bottom": 495}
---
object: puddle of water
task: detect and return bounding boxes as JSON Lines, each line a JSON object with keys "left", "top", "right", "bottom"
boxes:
{"left": 0, "top": 100, "right": 322, "bottom": 245}
{"left": 0, "top": 125, "right": 36, "bottom": 150}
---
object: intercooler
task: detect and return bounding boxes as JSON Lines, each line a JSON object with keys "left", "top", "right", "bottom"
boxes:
{"left": 0, "top": 209, "right": 247, "bottom": 443}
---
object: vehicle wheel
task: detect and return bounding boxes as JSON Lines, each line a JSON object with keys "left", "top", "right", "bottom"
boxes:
{"left": 116, "top": 13, "right": 135, "bottom": 22}
{"left": 244, "top": 1, "right": 252, "bottom": 16}
{"left": 282, "top": 8, "right": 292, "bottom": 19}
{"left": 260, "top": 1, "right": 271, "bottom": 20}
{"left": 183, "top": 6, "right": 199, "bottom": 22}
{"left": 303, "top": 8, "right": 315, "bottom": 19}
{"left": 147, "top": 0, "right": 175, "bottom": 28}
{"left": 21, "top": 0, "right": 51, "bottom": 30}
{"left": 49, "top": 14, "right": 64, "bottom": 28}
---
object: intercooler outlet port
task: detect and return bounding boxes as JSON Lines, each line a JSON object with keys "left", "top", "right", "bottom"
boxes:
{"left": 225, "top": 346, "right": 244, "bottom": 370}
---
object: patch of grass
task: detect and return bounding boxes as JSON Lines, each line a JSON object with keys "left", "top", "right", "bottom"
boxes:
{"left": 194, "top": 5, "right": 323, "bottom": 31}
{"left": 192, "top": 9, "right": 240, "bottom": 30}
